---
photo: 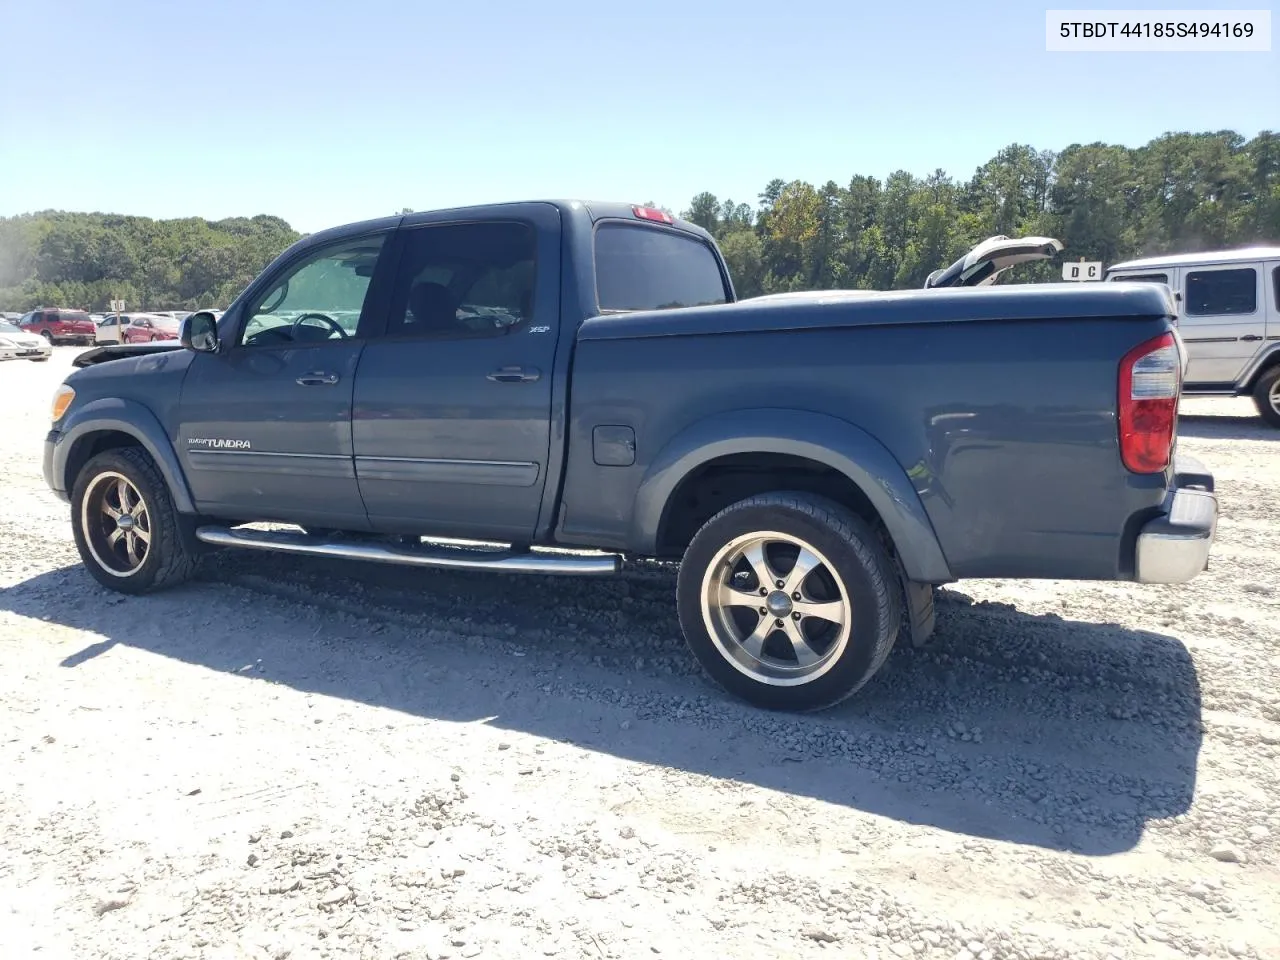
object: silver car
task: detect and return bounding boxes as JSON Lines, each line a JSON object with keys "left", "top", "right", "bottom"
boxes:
{"left": 0, "top": 319, "right": 53, "bottom": 361}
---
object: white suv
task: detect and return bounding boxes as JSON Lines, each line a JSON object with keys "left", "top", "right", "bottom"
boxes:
{"left": 1105, "top": 247, "right": 1280, "bottom": 427}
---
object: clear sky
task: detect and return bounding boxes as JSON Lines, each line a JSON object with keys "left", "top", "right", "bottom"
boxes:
{"left": 1, "top": 0, "right": 1276, "bottom": 233}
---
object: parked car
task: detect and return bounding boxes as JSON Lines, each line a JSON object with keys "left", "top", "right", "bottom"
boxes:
{"left": 94, "top": 313, "right": 134, "bottom": 345}
{"left": 18, "top": 307, "right": 96, "bottom": 345}
{"left": 0, "top": 319, "right": 53, "bottom": 361}
{"left": 1105, "top": 247, "right": 1280, "bottom": 427}
{"left": 121, "top": 314, "right": 180, "bottom": 343}
{"left": 45, "top": 201, "right": 1217, "bottom": 711}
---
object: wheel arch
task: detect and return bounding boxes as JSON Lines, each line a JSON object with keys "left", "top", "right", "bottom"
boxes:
{"left": 631, "top": 408, "right": 952, "bottom": 583}
{"left": 56, "top": 398, "right": 196, "bottom": 514}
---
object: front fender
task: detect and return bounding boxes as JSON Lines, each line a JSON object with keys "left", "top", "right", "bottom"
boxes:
{"left": 52, "top": 397, "right": 196, "bottom": 514}
{"left": 629, "top": 408, "right": 952, "bottom": 583}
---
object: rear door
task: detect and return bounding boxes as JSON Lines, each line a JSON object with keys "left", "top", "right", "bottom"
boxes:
{"left": 352, "top": 205, "right": 561, "bottom": 542}
{"left": 1176, "top": 263, "right": 1265, "bottom": 385}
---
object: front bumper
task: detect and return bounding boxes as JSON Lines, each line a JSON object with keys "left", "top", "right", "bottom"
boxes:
{"left": 0, "top": 343, "right": 50, "bottom": 360}
{"left": 1134, "top": 455, "right": 1217, "bottom": 585}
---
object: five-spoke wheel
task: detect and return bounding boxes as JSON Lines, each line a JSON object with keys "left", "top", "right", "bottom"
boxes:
{"left": 678, "top": 492, "right": 902, "bottom": 711}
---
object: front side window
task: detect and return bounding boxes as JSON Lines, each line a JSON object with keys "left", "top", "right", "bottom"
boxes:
{"left": 385, "top": 222, "right": 536, "bottom": 339}
{"left": 239, "top": 234, "right": 386, "bottom": 347}
{"left": 1185, "top": 268, "right": 1257, "bottom": 316}
{"left": 594, "top": 223, "right": 728, "bottom": 313}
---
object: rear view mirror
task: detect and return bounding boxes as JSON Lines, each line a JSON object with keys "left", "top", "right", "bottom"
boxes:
{"left": 182, "top": 311, "right": 220, "bottom": 353}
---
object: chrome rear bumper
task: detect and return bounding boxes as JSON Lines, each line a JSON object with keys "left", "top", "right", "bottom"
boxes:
{"left": 1134, "top": 458, "right": 1217, "bottom": 585}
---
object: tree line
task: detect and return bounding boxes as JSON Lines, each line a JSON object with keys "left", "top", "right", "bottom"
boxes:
{"left": 1, "top": 130, "right": 1275, "bottom": 313}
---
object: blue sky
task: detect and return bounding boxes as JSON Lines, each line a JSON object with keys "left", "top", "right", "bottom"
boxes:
{"left": 1, "top": 0, "right": 1275, "bottom": 233}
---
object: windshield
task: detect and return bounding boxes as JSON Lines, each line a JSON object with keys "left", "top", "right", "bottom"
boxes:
{"left": 0, "top": 321, "right": 22, "bottom": 335}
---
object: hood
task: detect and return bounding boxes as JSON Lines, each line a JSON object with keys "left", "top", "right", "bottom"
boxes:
{"left": 72, "top": 341, "right": 186, "bottom": 368}
{"left": 925, "top": 235, "right": 1064, "bottom": 289}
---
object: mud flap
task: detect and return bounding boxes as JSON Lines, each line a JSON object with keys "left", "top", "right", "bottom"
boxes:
{"left": 900, "top": 578, "right": 937, "bottom": 648}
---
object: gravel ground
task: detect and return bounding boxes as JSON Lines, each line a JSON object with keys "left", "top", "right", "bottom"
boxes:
{"left": 1, "top": 348, "right": 1277, "bottom": 960}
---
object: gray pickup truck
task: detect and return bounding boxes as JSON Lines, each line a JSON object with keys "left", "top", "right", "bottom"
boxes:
{"left": 44, "top": 201, "right": 1218, "bottom": 711}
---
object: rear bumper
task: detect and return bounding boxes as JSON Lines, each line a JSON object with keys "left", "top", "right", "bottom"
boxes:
{"left": 1134, "top": 455, "right": 1217, "bottom": 585}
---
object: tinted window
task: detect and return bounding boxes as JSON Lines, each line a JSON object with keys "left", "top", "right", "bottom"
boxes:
{"left": 1112, "top": 272, "right": 1169, "bottom": 284}
{"left": 239, "top": 234, "right": 386, "bottom": 347}
{"left": 1273, "top": 266, "right": 1279, "bottom": 310}
{"left": 1185, "top": 268, "right": 1257, "bottom": 316}
{"left": 595, "top": 223, "right": 727, "bottom": 312}
{"left": 385, "top": 222, "right": 536, "bottom": 339}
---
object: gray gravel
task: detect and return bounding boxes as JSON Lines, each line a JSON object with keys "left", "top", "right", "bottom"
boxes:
{"left": 1, "top": 349, "right": 1277, "bottom": 959}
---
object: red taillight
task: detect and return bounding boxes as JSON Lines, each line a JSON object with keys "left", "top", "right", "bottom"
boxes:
{"left": 633, "top": 205, "right": 673, "bottom": 225}
{"left": 1118, "top": 331, "right": 1180, "bottom": 474}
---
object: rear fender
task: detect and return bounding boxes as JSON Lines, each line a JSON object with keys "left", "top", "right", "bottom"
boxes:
{"left": 54, "top": 397, "right": 195, "bottom": 513}
{"left": 630, "top": 408, "right": 952, "bottom": 583}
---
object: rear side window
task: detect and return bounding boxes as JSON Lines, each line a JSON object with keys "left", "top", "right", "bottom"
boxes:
{"left": 595, "top": 223, "right": 728, "bottom": 313}
{"left": 1273, "top": 265, "right": 1279, "bottom": 310}
{"left": 1185, "top": 268, "right": 1257, "bottom": 316}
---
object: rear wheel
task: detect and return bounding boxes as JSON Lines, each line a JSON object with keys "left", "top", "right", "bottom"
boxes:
{"left": 676, "top": 492, "right": 901, "bottom": 711}
{"left": 71, "top": 447, "right": 199, "bottom": 594}
{"left": 1252, "top": 366, "right": 1280, "bottom": 429}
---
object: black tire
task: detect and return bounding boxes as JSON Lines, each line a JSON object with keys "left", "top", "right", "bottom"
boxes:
{"left": 676, "top": 492, "right": 901, "bottom": 711}
{"left": 1252, "top": 366, "right": 1280, "bottom": 429}
{"left": 41, "top": 330, "right": 55, "bottom": 345}
{"left": 70, "top": 446, "right": 199, "bottom": 594}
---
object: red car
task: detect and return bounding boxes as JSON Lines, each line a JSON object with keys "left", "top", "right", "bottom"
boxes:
{"left": 121, "top": 314, "right": 180, "bottom": 343}
{"left": 19, "top": 307, "right": 96, "bottom": 345}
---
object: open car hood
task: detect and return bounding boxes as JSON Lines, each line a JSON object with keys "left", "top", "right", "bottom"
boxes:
{"left": 72, "top": 341, "right": 186, "bottom": 368}
{"left": 924, "top": 235, "right": 1064, "bottom": 289}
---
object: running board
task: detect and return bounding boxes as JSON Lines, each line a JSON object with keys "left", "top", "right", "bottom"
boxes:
{"left": 194, "top": 526, "right": 621, "bottom": 576}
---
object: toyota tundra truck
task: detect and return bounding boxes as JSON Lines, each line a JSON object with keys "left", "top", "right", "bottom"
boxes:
{"left": 42, "top": 200, "right": 1218, "bottom": 711}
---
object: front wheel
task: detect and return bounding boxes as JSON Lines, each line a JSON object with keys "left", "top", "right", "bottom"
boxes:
{"left": 1252, "top": 366, "right": 1280, "bottom": 429}
{"left": 676, "top": 492, "right": 901, "bottom": 711}
{"left": 71, "top": 446, "right": 199, "bottom": 594}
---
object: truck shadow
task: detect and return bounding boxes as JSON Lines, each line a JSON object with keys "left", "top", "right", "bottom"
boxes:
{"left": 1, "top": 556, "right": 1202, "bottom": 858}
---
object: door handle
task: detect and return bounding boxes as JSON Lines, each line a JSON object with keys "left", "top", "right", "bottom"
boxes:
{"left": 296, "top": 371, "right": 340, "bottom": 386}
{"left": 486, "top": 366, "right": 541, "bottom": 383}
{"left": 1241, "top": 335, "right": 1263, "bottom": 342}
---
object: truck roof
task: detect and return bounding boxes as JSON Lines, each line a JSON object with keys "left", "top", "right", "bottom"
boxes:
{"left": 298, "top": 200, "right": 713, "bottom": 251}
{"left": 1108, "top": 246, "right": 1280, "bottom": 271}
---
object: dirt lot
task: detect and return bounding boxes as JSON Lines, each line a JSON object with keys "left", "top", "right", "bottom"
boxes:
{"left": 1, "top": 348, "right": 1277, "bottom": 960}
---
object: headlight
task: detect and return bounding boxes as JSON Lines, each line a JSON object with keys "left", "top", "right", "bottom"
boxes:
{"left": 51, "top": 384, "right": 76, "bottom": 422}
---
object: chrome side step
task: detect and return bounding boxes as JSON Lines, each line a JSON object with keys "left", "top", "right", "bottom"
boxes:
{"left": 194, "top": 525, "right": 621, "bottom": 576}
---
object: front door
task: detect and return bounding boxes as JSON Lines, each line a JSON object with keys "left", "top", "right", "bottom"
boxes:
{"left": 1177, "top": 263, "right": 1266, "bottom": 385}
{"left": 353, "top": 209, "right": 561, "bottom": 542}
{"left": 178, "top": 230, "right": 393, "bottom": 529}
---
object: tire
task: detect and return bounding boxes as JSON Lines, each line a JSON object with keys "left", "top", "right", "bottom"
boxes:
{"left": 676, "top": 492, "right": 901, "bottom": 711}
{"left": 1252, "top": 366, "right": 1280, "bottom": 429}
{"left": 70, "top": 446, "right": 199, "bottom": 594}
{"left": 41, "top": 331, "right": 54, "bottom": 345}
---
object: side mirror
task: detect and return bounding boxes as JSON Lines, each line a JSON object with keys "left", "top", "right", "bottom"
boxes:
{"left": 181, "top": 311, "right": 221, "bottom": 353}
